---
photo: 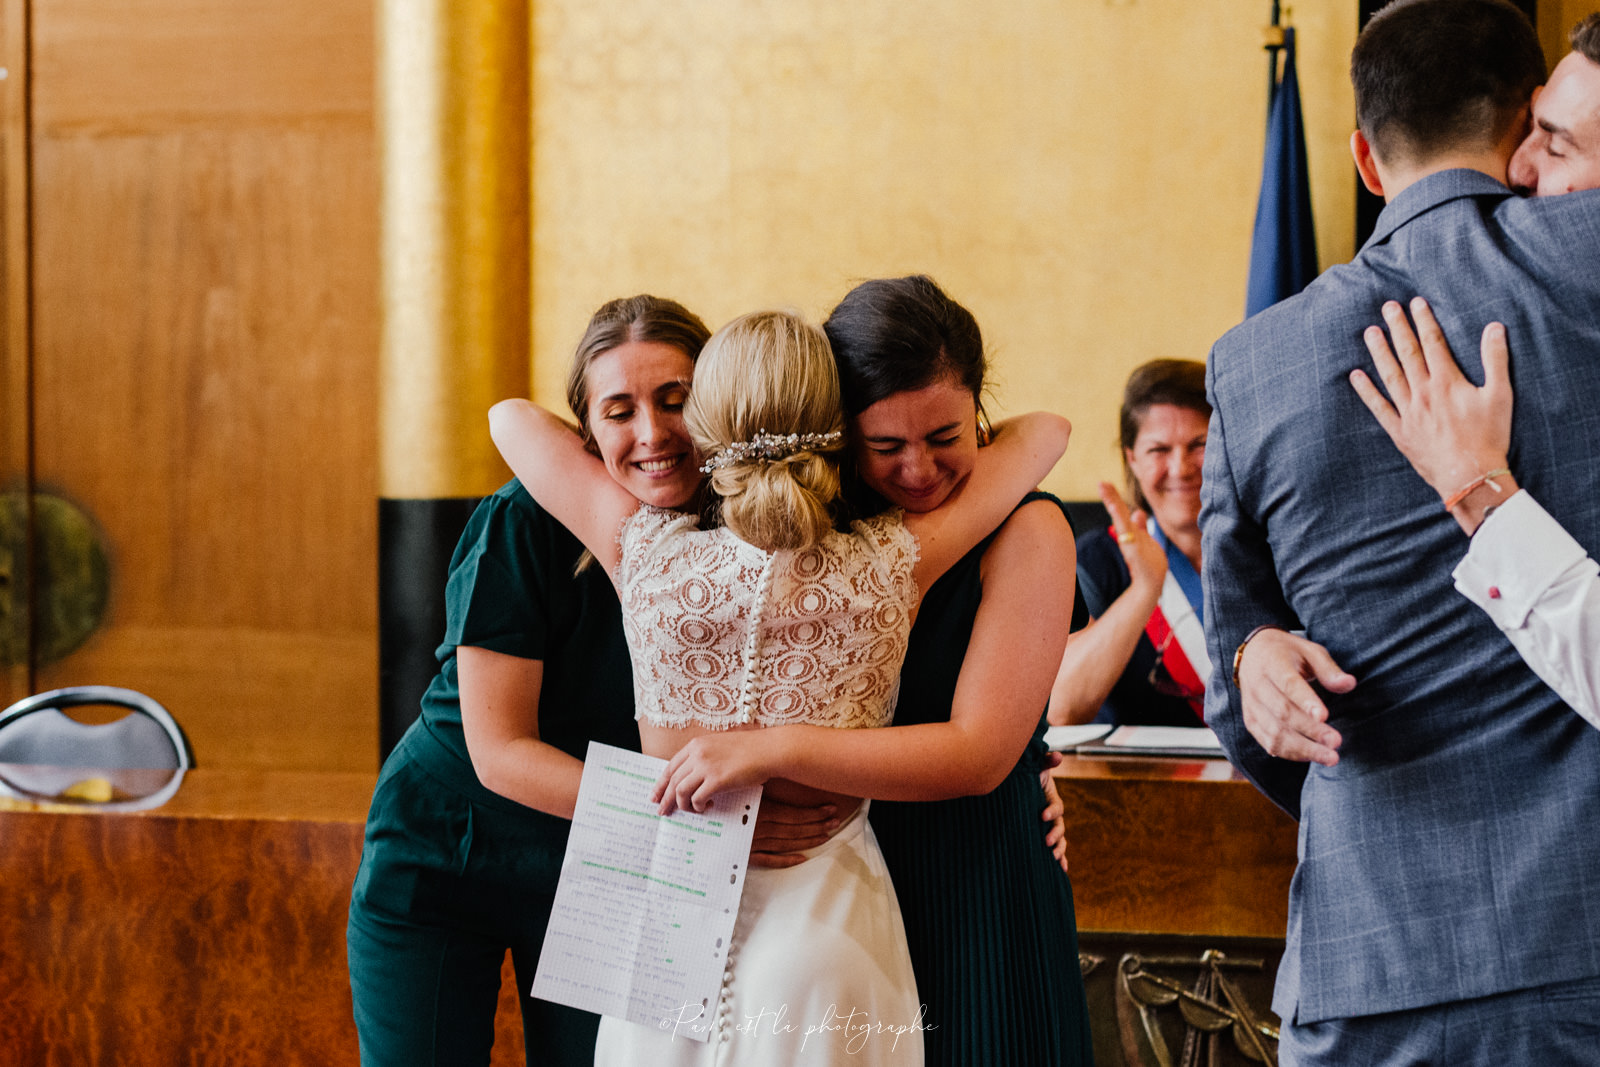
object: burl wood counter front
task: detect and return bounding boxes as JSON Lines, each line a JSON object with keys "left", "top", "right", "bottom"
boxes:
{"left": 1052, "top": 753, "right": 1298, "bottom": 939}
{"left": 0, "top": 767, "right": 528, "bottom": 1067}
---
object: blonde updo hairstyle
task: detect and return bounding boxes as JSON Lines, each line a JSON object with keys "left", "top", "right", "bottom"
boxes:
{"left": 685, "top": 310, "right": 845, "bottom": 552}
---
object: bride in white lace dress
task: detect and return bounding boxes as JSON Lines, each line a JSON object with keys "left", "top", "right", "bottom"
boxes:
{"left": 489, "top": 310, "right": 1068, "bottom": 1065}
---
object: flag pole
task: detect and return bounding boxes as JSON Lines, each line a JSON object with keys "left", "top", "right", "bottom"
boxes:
{"left": 1264, "top": 2, "right": 1285, "bottom": 110}
{"left": 1245, "top": 4, "right": 1318, "bottom": 317}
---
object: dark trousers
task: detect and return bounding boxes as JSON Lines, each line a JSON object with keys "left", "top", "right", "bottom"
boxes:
{"left": 347, "top": 904, "right": 596, "bottom": 1066}
{"left": 347, "top": 728, "right": 596, "bottom": 1066}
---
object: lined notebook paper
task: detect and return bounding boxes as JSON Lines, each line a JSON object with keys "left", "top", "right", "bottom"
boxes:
{"left": 532, "top": 742, "right": 763, "bottom": 1041}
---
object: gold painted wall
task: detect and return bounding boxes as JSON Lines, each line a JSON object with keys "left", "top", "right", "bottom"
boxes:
{"left": 1543, "top": 1, "right": 1600, "bottom": 70}
{"left": 529, "top": 0, "right": 1358, "bottom": 499}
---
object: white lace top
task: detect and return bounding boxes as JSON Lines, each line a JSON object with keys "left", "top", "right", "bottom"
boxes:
{"left": 616, "top": 506, "right": 921, "bottom": 731}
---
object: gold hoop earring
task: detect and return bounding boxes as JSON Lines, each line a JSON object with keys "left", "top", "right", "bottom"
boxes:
{"left": 975, "top": 405, "right": 993, "bottom": 447}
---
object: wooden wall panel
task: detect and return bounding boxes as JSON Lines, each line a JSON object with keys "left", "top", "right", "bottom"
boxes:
{"left": 26, "top": 1, "right": 379, "bottom": 770}
{"left": 39, "top": 628, "right": 377, "bottom": 772}
{"left": 31, "top": 0, "right": 370, "bottom": 132}
{"left": 1, "top": 0, "right": 30, "bottom": 707}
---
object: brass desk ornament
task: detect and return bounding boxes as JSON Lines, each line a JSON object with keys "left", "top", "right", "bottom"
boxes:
{"left": 1116, "top": 950, "right": 1279, "bottom": 1067}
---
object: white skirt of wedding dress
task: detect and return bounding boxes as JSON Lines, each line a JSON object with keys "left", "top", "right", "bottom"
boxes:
{"left": 593, "top": 800, "right": 925, "bottom": 1066}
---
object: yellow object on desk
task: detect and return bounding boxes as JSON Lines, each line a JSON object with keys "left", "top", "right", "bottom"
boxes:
{"left": 0, "top": 777, "right": 116, "bottom": 809}
{"left": 60, "top": 777, "right": 115, "bottom": 802}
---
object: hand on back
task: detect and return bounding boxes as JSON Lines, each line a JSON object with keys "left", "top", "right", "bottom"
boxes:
{"left": 1349, "top": 297, "right": 1512, "bottom": 501}
{"left": 1236, "top": 628, "right": 1353, "bottom": 767}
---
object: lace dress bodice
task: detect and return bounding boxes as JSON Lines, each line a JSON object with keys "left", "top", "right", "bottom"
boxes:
{"left": 616, "top": 506, "right": 921, "bottom": 731}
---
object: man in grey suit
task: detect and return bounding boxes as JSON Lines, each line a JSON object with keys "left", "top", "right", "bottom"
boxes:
{"left": 1201, "top": 1, "right": 1600, "bottom": 1062}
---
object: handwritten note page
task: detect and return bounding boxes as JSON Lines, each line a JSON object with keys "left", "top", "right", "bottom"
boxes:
{"left": 531, "top": 742, "right": 762, "bottom": 1041}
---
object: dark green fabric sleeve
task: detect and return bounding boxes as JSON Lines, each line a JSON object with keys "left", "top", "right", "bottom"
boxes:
{"left": 440, "top": 483, "right": 551, "bottom": 662}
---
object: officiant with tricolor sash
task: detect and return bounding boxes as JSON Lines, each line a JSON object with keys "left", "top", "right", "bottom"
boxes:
{"left": 1049, "top": 359, "right": 1212, "bottom": 727}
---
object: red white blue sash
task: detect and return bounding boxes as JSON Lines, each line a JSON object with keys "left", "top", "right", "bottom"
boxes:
{"left": 1144, "top": 572, "right": 1211, "bottom": 722}
{"left": 1141, "top": 519, "right": 1210, "bottom": 722}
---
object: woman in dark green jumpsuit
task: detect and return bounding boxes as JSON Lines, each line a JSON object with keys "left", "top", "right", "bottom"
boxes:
{"left": 347, "top": 478, "right": 642, "bottom": 1064}
{"left": 826, "top": 275, "right": 1096, "bottom": 1065}
{"left": 348, "top": 296, "right": 747, "bottom": 1065}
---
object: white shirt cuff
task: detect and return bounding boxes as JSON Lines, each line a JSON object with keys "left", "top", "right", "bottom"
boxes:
{"left": 1453, "top": 490, "right": 1589, "bottom": 629}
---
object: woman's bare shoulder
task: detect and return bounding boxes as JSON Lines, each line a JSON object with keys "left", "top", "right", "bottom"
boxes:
{"left": 981, "top": 497, "right": 1073, "bottom": 570}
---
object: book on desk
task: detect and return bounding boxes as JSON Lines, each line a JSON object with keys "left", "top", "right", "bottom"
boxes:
{"left": 1046, "top": 724, "right": 1225, "bottom": 759}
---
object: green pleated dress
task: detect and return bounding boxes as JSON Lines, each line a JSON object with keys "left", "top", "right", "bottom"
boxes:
{"left": 868, "top": 493, "right": 1095, "bottom": 1066}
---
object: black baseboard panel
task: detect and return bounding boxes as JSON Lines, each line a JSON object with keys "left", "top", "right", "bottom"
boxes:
{"left": 378, "top": 496, "right": 483, "bottom": 764}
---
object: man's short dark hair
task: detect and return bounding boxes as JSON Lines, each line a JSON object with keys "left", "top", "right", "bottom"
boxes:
{"left": 1352, "top": 0, "right": 1545, "bottom": 167}
{"left": 1573, "top": 13, "right": 1600, "bottom": 67}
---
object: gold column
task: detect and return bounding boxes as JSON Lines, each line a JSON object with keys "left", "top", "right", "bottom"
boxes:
{"left": 378, "top": 0, "right": 530, "bottom": 500}
{"left": 376, "top": 0, "right": 531, "bottom": 758}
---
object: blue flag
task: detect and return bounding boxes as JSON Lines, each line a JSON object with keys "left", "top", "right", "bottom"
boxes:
{"left": 1245, "top": 27, "right": 1318, "bottom": 318}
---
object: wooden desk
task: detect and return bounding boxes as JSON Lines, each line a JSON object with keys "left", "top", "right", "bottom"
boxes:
{"left": 0, "top": 766, "right": 525, "bottom": 1067}
{"left": 1053, "top": 753, "right": 1298, "bottom": 938}
{"left": 1053, "top": 753, "right": 1298, "bottom": 1066}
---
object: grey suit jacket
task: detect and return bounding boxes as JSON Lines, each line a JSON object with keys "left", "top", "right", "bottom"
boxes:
{"left": 1201, "top": 170, "right": 1600, "bottom": 1025}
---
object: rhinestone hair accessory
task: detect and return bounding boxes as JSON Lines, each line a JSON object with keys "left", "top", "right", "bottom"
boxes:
{"left": 699, "top": 429, "right": 843, "bottom": 473}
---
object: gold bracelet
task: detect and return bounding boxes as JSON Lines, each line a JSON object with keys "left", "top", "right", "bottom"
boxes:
{"left": 1442, "top": 467, "right": 1511, "bottom": 512}
{"left": 1232, "top": 624, "right": 1285, "bottom": 690}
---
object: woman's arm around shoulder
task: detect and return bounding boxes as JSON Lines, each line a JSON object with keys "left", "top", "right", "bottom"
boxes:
{"left": 488, "top": 399, "right": 640, "bottom": 576}
{"left": 903, "top": 411, "right": 1070, "bottom": 591}
{"left": 655, "top": 497, "right": 1076, "bottom": 812}
{"left": 940, "top": 496, "right": 1078, "bottom": 788}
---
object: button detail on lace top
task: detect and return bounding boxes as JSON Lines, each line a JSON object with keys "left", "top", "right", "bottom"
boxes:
{"left": 616, "top": 506, "right": 920, "bottom": 732}
{"left": 736, "top": 551, "right": 776, "bottom": 725}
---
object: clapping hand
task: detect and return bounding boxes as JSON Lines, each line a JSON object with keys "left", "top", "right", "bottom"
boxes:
{"left": 1098, "top": 481, "right": 1166, "bottom": 593}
